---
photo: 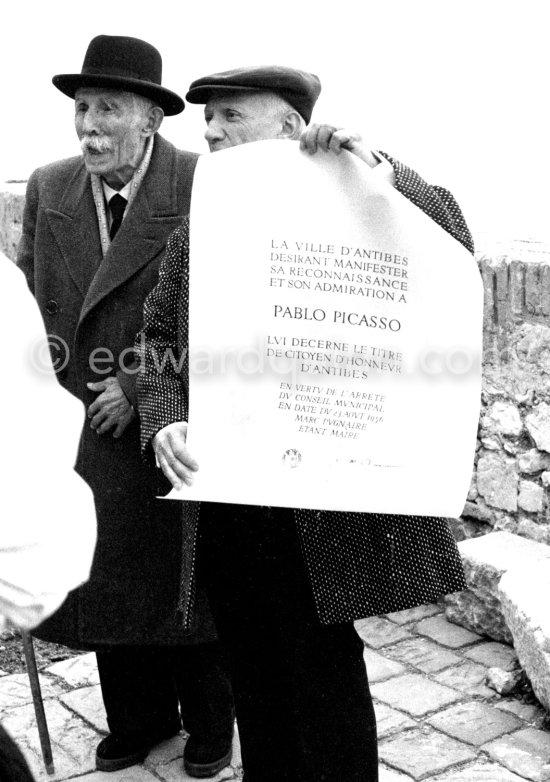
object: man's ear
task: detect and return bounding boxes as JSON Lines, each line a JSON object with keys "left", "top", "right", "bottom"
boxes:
{"left": 143, "top": 106, "right": 165, "bottom": 136}
{"left": 279, "top": 110, "right": 303, "bottom": 140}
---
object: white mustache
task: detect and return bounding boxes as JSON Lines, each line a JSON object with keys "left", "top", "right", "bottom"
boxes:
{"left": 80, "top": 135, "right": 113, "bottom": 154}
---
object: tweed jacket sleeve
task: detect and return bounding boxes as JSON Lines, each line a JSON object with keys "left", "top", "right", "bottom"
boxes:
{"left": 378, "top": 152, "right": 474, "bottom": 255}
{"left": 136, "top": 218, "right": 190, "bottom": 461}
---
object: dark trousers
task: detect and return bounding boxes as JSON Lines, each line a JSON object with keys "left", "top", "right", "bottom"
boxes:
{"left": 197, "top": 504, "right": 378, "bottom": 782}
{"left": 96, "top": 642, "right": 234, "bottom": 741}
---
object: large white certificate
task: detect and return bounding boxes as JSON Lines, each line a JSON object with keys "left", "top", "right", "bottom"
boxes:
{"left": 167, "top": 140, "right": 482, "bottom": 516}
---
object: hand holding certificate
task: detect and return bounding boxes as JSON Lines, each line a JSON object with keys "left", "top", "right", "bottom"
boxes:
{"left": 167, "top": 140, "right": 482, "bottom": 516}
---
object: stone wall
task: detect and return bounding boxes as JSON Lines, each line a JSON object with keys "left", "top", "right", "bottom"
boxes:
{"left": 0, "top": 188, "right": 25, "bottom": 261}
{"left": 460, "top": 241, "right": 550, "bottom": 545}
{"left": 1, "top": 190, "right": 549, "bottom": 547}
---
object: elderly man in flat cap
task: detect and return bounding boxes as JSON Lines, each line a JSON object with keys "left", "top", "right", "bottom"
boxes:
{"left": 137, "top": 65, "right": 472, "bottom": 781}
{"left": 17, "top": 35, "right": 234, "bottom": 777}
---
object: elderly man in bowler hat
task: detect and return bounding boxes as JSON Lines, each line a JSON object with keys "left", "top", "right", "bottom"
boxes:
{"left": 137, "top": 65, "right": 473, "bottom": 781}
{"left": 17, "top": 36, "right": 234, "bottom": 777}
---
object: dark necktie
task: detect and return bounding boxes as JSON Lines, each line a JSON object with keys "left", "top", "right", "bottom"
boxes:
{"left": 109, "top": 194, "right": 127, "bottom": 240}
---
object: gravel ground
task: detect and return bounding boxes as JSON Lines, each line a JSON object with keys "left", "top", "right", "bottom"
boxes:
{"left": 0, "top": 629, "right": 80, "bottom": 673}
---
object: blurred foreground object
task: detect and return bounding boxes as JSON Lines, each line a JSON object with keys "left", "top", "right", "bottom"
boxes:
{"left": 0, "top": 251, "right": 96, "bottom": 632}
{"left": 0, "top": 250, "right": 96, "bottom": 777}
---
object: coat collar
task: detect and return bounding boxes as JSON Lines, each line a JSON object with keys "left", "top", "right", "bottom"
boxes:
{"left": 80, "top": 134, "right": 185, "bottom": 323}
{"left": 45, "top": 162, "right": 103, "bottom": 297}
{"left": 46, "top": 135, "right": 187, "bottom": 321}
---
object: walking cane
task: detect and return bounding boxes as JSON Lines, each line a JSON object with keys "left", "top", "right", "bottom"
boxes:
{"left": 21, "top": 632, "right": 55, "bottom": 775}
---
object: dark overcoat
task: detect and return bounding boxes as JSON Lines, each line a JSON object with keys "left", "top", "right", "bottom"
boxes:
{"left": 137, "top": 153, "right": 473, "bottom": 627}
{"left": 17, "top": 134, "right": 216, "bottom": 647}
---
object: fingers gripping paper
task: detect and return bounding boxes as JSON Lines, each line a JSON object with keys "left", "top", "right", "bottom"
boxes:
{"left": 168, "top": 140, "right": 482, "bottom": 516}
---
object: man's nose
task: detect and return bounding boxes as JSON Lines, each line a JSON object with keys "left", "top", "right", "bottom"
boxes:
{"left": 204, "top": 120, "right": 223, "bottom": 143}
{"left": 81, "top": 108, "right": 100, "bottom": 134}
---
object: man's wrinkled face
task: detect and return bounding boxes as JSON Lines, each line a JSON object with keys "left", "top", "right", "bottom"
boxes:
{"left": 74, "top": 88, "right": 150, "bottom": 188}
{"left": 204, "top": 92, "right": 285, "bottom": 152}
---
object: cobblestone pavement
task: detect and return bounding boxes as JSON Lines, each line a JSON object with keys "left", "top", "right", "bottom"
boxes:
{"left": 2, "top": 604, "right": 550, "bottom": 781}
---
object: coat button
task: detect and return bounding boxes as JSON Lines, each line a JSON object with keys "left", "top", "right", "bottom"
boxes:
{"left": 45, "top": 299, "right": 58, "bottom": 315}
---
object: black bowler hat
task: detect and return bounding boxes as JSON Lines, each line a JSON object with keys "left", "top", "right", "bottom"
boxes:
{"left": 186, "top": 65, "right": 321, "bottom": 123}
{"left": 52, "top": 35, "right": 185, "bottom": 116}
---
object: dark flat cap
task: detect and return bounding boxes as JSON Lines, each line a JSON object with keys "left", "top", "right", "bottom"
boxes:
{"left": 186, "top": 65, "right": 321, "bottom": 123}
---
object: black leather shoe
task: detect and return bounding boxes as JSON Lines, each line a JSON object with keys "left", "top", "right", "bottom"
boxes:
{"left": 183, "top": 731, "right": 233, "bottom": 778}
{"left": 96, "top": 720, "right": 181, "bottom": 772}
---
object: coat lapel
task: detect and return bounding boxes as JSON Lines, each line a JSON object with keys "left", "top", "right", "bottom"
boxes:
{"left": 79, "top": 135, "right": 185, "bottom": 324}
{"left": 45, "top": 162, "right": 102, "bottom": 297}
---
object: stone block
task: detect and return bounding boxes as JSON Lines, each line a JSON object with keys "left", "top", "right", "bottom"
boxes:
{"left": 0, "top": 673, "right": 64, "bottom": 717}
{"left": 60, "top": 685, "right": 108, "bottom": 733}
{"left": 519, "top": 449, "right": 550, "bottom": 475}
{"left": 509, "top": 261, "right": 525, "bottom": 318}
{"left": 378, "top": 727, "right": 475, "bottom": 778}
{"left": 374, "top": 702, "right": 416, "bottom": 739}
{"left": 433, "top": 761, "right": 531, "bottom": 781}
{"left": 445, "top": 589, "right": 512, "bottom": 643}
{"left": 543, "top": 265, "right": 550, "bottom": 318}
{"left": 354, "top": 616, "right": 412, "bottom": 649}
{"left": 415, "top": 613, "right": 482, "bottom": 648}
{"left": 444, "top": 531, "right": 550, "bottom": 642}
{"left": 517, "top": 518, "right": 550, "bottom": 544}
{"left": 46, "top": 652, "right": 99, "bottom": 688}
{"left": 485, "top": 727, "right": 550, "bottom": 781}
{"left": 363, "top": 647, "right": 406, "bottom": 683}
{"left": 525, "top": 263, "right": 543, "bottom": 317}
{"left": 518, "top": 481, "right": 545, "bottom": 513}
{"left": 494, "top": 257, "right": 510, "bottom": 328}
{"left": 497, "top": 699, "right": 548, "bottom": 727}
{"left": 477, "top": 451, "right": 518, "bottom": 511}
{"left": 518, "top": 325, "right": 550, "bottom": 375}
{"left": 526, "top": 402, "right": 550, "bottom": 453}
{"left": 482, "top": 401, "right": 523, "bottom": 437}
{"left": 481, "top": 260, "right": 496, "bottom": 332}
{"left": 427, "top": 700, "right": 523, "bottom": 745}
{"left": 458, "top": 529, "right": 535, "bottom": 575}
{"left": 461, "top": 499, "right": 495, "bottom": 522}
{"left": 0, "top": 190, "right": 24, "bottom": 262}
{"left": 1, "top": 700, "right": 99, "bottom": 781}
{"left": 384, "top": 603, "right": 441, "bottom": 625}
{"left": 514, "top": 388, "right": 536, "bottom": 406}
{"left": 481, "top": 435, "right": 501, "bottom": 451}
{"left": 468, "top": 472, "right": 479, "bottom": 500}
{"left": 433, "top": 661, "right": 497, "bottom": 699}
{"left": 463, "top": 640, "right": 518, "bottom": 671}
{"left": 371, "top": 673, "right": 461, "bottom": 716}
{"left": 494, "top": 515, "right": 518, "bottom": 534}
{"left": 384, "top": 636, "right": 461, "bottom": 673}
{"left": 452, "top": 515, "right": 492, "bottom": 541}
{"left": 486, "top": 667, "right": 523, "bottom": 695}
{"left": 500, "top": 561, "right": 550, "bottom": 712}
